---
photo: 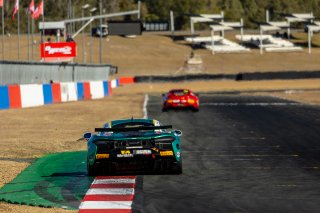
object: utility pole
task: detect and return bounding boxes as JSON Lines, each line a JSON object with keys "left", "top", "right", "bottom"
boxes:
{"left": 99, "top": 0, "right": 102, "bottom": 64}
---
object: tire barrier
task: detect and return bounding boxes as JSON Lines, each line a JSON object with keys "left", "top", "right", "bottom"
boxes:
{"left": 134, "top": 71, "right": 320, "bottom": 82}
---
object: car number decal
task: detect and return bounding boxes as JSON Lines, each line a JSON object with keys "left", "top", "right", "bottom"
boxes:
{"left": 160, "top": 151, "right": 174, "bottom": 156}
{"left": 96, "top": 154, "right": 110, "bottom": 159}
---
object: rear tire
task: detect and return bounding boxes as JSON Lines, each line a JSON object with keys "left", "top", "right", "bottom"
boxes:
{"left": 192, "top": 108, "right": 199, "bottom": 112}
{"left": 87, "top": 160, "right": 97, "bottom": 177}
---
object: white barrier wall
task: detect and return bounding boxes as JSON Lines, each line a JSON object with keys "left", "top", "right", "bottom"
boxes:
{"left": 20, "top": 84, "right": 44, "bottom": 108}
{"left": 111, "top": 79, "right": 118, "bottom": 88}
{"left": 60, "top": 82, "right": 78, "bottom": 102}
{"left": 90, "top": 81, "right": 104, "bottom": 99}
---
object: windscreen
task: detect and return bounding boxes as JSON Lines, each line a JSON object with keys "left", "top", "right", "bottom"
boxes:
{"left": 171, "top": 89, "right": 189, "bottom": 96}
{"left": 112, "top": 122, "right": 154, "bottom": 129}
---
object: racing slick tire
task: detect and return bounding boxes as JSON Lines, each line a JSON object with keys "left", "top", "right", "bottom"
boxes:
{"left": 192, "top": 107, "right": 199, "bottom": 112}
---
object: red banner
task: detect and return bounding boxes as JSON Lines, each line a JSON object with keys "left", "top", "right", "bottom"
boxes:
{"left": 40, "top": 42, "right": 77, "bottom": 61}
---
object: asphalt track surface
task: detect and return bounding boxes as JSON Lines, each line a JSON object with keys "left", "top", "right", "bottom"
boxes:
{"left": 132, "top": 94, "right": 320, "bottom": 213}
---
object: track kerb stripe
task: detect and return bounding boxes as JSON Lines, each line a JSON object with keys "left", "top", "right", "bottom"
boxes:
{"left": 79, "top": 176, "right": 136, "bottom": 213}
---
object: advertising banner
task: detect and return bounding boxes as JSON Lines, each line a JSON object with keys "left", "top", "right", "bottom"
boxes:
{"left": 40, "top": 42, "right": 76, "bottom": 62}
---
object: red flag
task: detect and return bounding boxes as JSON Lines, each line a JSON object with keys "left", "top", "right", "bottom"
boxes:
{"left": 32, "top": 0, "right": 43, "bottom": 19}
{"left": 0, "top": 0, "right": 3, "bottom": 8}
{"left": 28, "top": 0, "right": 35, "bottom": 14}
{"left": 12, "top": 0, "right": 19, "bottom": 20}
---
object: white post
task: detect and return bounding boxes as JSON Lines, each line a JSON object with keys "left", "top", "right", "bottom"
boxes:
{"left": 190, "top": 19, "right": 194, "bottom": 35}
{"left": 308, "top": 27, "right": 311, "bottom": 54}
{"left": 99, "top": 0, "right": 102, "bottom": 64}
{"left": 27, "top": 14, "right": 30, "bottom": 62}
{"left": 137, "top": 1, "right": 141, "bottom": 19}
{"left": 287, "top": 21, "right": 290, "bottom": 40}
{"left": 266, "top": 9, "right": 269, "bottom": 22}
{"left": 211, "top": 28, "right": 215, "bottom": 55}
{"left": 18, "top": 1, "right": 20, "bottom": 61}
{"left": 2, "top": 4, "right": 4, "bottom": 61}
{"left": 240, "top": 18, "right": 244, "bottom": 44}
{"left": 170, "top": 10, "right": 175, "bottom": 38}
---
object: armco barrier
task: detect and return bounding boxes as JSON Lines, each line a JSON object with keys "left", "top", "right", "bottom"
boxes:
{"left": 8, "top": 85, "right": 21, "bottom": 109}
{"left": 0, "top": 85, "right": 9, "bottom": 110}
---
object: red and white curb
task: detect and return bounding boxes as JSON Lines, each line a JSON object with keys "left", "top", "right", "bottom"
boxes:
{"left": 78, "top": 176, "right": 136, "bottom": 213}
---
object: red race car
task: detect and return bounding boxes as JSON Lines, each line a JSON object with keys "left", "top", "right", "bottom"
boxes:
{"left": 162, "top": 89, "right": 199, "bottom": 112}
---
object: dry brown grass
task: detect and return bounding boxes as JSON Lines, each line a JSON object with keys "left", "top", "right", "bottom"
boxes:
{"left": 1, "top": 32, "right": 320, "bottom": 77}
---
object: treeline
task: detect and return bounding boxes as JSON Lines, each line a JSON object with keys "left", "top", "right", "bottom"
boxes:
{"left": 2, "top": 0, "right": 320, "bottom": 33}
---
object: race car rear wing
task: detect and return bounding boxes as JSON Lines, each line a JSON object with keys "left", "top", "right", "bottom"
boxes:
{"left": 95, "top": 125, "right": 173, "bottom": 133}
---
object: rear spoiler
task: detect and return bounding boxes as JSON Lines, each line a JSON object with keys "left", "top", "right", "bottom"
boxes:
{"left": 95, "top": 125, "right": 173, "bottom": 132}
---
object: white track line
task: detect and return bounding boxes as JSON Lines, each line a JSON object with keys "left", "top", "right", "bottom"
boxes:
{"left": 143, "top": 94, "right": 149, "bottom": 119}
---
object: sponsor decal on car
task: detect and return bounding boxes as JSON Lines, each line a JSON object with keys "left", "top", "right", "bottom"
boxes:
{"left": 160, "top": 150, "right": 174, "bottom": 156}
{"left": 117, "top": 154, "right": 134, "bottom": 158}
{"left": 121, "top": 150, "right": 131, "bottom": 155}
{"left": 176, "top": 152, "right": 181, "bottom": 158}
{"left": 96, "top": 154, "right": 110, "bottom": 159}
{"left": 133, "top": 150, "right": 152, "bottom": 155}
{"left": 151, "top": 147, "right": 159, "bottom": 152}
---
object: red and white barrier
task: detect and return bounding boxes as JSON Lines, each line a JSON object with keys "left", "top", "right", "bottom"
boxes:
{"left": 90, "top": 81, "right": 105, "bottom": 99}
{"left": 61, "top": 82, "right": 78, "bottom": 102}
{"left": 1, "top": 77, "right": 135, "bottom": 110}
{"left": 20, "top": 84, "right": 44, "bottom": 108}
{"left": 79, "top": 176, "right": 136, "bottom": 213}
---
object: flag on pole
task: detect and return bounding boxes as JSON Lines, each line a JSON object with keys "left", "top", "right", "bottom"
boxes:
{"left": 32, "top": 0, "right": 43, "bottom": 19}
{"left": 0, "top": 0, "right": 3, "bottom": 7}
{"left": 12, "top": 0, "right": 19, "bottom": 20}
{"left": 28, "top": 0, "right": 35, "bottom": 14}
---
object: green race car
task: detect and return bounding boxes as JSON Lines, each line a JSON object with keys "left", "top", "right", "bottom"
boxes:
{"left": 83, "top": 118, "right": 182, "bottom": 176}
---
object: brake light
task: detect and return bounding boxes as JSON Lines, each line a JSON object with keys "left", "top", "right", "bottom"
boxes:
{"left": 188, "top": 99, "right": 195, "bottom": 104}
{"left": 167, "top": 99, "right": 173, "bottom": 103}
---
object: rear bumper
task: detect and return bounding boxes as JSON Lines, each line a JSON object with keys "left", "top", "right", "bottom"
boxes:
{"left": 163, "top": 102, "right": 199, "bottom": 110}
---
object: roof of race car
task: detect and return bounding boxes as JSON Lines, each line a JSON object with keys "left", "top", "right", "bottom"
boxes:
{"left": 107, "top": 118, "right": 161, "bottom": 128}
{"left": 95, "top": 118, "right": 171, "bottom": 139}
